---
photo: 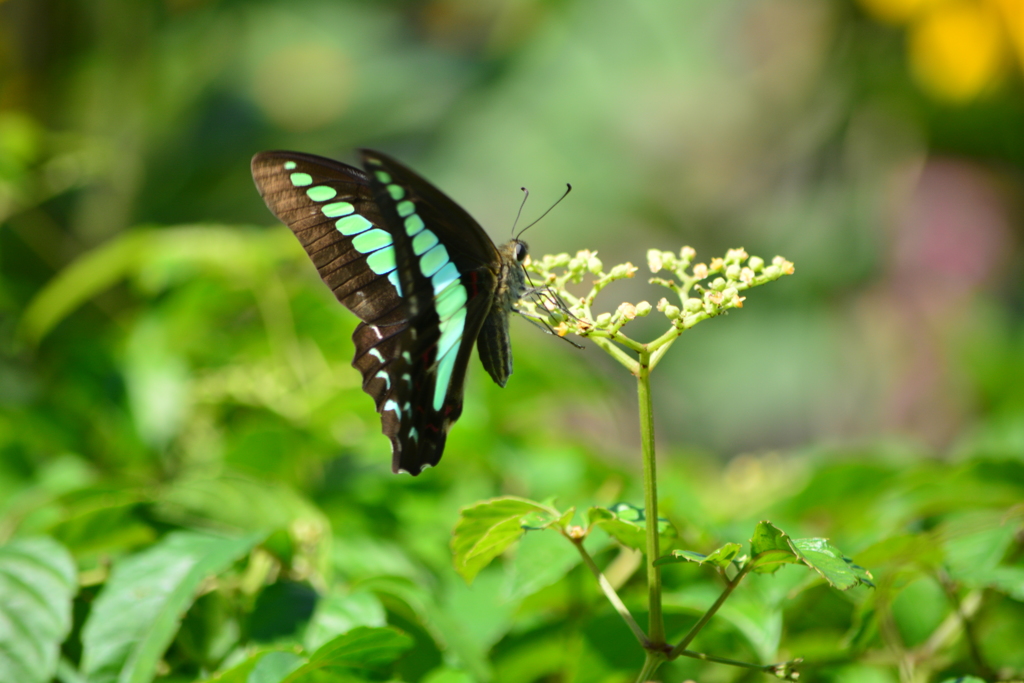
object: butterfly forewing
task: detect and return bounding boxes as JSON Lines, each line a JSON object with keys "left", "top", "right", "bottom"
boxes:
{"left": 251, "top": 152, "right": 405, "bottom": 322}
{"left": 251, "top": 151, "right": 408, "bottom": 439}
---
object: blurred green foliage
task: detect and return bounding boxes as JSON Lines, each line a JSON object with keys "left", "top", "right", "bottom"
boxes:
{"left": 1, "top": 0, "right": 1023, "bottom": 681}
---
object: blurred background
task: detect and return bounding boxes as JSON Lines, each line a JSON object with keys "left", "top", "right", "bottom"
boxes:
{"left": 1, "top": 0, "right": 1023, "bottom": 681}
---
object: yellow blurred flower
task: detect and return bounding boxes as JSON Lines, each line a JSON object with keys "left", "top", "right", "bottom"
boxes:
{"left": 857, "top": 0, "right": 1023, "bottom": 102}
{"left": 993, "top": 0, "right": 1024, "bottom": 71}
{"left": 910, "top": 2, "right": 1004, "bottom": 101}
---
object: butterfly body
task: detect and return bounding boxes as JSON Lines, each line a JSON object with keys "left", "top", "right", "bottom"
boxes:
{"left": 251, "top": 149, "right": 528, "bottom": 474}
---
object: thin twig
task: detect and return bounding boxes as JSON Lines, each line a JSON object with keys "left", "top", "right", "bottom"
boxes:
{"left": 667, "top": 564, "right": 750, "bottom": 659}
{"left": 675, "top": 648, "right": 801, "bottom": 679}
{"left": 570, "top": 536, "right": 649, "bottom": 647}
{"left": 934, "top": 572, "right": 993, "bottom": 679}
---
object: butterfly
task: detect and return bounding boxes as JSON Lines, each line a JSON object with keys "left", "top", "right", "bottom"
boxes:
{"left": 251, "top": 149, "right": 531, "bottom": 475}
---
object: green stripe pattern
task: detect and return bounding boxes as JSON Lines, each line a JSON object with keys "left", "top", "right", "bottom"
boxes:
{"left": 364, "top": 157, "right": 470, "bottom": 412}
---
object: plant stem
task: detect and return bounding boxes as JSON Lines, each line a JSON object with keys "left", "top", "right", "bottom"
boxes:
{"left": 635, "top": 650, "right": 667, "bottom": 683}
{"left": 591, "top": 336, "right": 640, "bottom": 373}
{"left": 668, "top": 565, "right": 749, "bottom": 658}
{"left": 570, "top": 537, "right": 649, "bottom": 647}
{"left": 674, "top": 647, "right": 795, "bottom": 674}
{"left": 636, "top": 348, "right": 664, "bottom": 647}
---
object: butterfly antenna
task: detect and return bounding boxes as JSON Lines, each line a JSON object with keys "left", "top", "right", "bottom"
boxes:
{"left": 515, "top": 183, "right": 571, "bottom": 240}
{"left": 510, "top": 187, "right": 529, "bottom": 237}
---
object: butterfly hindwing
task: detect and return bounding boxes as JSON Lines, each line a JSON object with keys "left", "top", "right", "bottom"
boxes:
{"left": 358, "top": 151, "right": 501, "bottom": 473}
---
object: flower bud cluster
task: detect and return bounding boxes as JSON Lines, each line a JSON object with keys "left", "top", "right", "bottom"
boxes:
{"left": 646, "top": 246, "right": 696, "bottom": 275}
{"left": 522, "top": 244, "right": 793, "bottom": 341}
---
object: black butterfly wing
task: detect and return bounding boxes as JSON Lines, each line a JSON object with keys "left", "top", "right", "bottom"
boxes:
{"left": 357, "top": 150, "right": 502, "bottom": 473}
{"left": 251, "top": 151, "right": 409, "bottom": 458}
{"left": 251, "top": 149, "right": 503, "bottom": 474}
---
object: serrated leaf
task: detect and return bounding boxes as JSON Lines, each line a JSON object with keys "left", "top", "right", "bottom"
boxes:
{"left": 791, "top": 538, "right": 874, "bottom": 590}
{"left": 451, "top": 497, "right": 556, "bottom": 583}
{"left": 750, "top": 520, "right": 792, "bottom": 556}
{"left": 654, "top": 542, "right": 742, "bottom": 568}
{"left": 747, "top": 522, "right": 872, "bottom": 589}
{"left": 587, "top": 504, "right": 677, "bottom": 552}
{"left": 81, "top": 530, "right": 263, "bottom": 683}
{"left": 0, "top": 537, "right": 77, "bottom": 683}
{"left": 749, "top": 521, "right": 799, "bottom": 574}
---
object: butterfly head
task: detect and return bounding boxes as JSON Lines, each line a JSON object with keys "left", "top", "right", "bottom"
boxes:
{"left": 512, "top": 239, "right": 528, "bottom": 263}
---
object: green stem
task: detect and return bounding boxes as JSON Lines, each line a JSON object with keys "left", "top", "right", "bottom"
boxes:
{"left": 668, "top": 564, "right": 750, "bottom": 658}
{"left": 570, "top": 537, "right": 648, "bottom": 647}
{"left": 674, "top": 648, "right": 771, "bottom": 669}
{"left": 637, "top": 348, "right": 664, "bottom": 647}
{"left": 591, "top": 337, "right": 640, "bottom": 373}
{"left": 635, "top": 650, "right": 667, "bottom": 683}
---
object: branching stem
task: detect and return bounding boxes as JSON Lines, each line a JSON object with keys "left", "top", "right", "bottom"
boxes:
{"left": 668, "top": 564, "right": 751, "bottom": 658}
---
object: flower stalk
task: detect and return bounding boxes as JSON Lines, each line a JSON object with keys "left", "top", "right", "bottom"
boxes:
{"left": 518, "top": 245, "right": 796, "bottom": 682}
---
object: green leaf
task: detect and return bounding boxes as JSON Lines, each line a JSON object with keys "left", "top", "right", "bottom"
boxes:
{"left": 19, "top": 231, "right": 153, "bottom": 343}
{"left": 987, "top": 566, "right": 1024, "bottom": 601}
{"left": 361, "top": 576, "right": 491, "bottom": 682}
{"left": 936, "top": 678, "right": 987, "bottom": 683}
{"left": 304, "top": 590, "right": 386, "bottom": 651}
{"left": 20, "top": 227, "right": 288, "bottom": 343}
{"left": 0, "top": 537, "right": 77, "bottom": 683}
{"left": 201, "top": 649, "right": 302, "bottom": 683}
{"left": 504, "top": 526, "right": 581, "bottom": 600}
{"left": 791, "top": 538, "right": 874, "bottom": 590}
{"left": 749, "top": 521, "right": 799, "bottom": 574}
{"left": 750, "top": 520, "right": 792, "bottom": 556}
{"left": 588, "top": 503, "right": 677, "bottom": 552}
{"left": 451, "top": 497, "right": 557, "bottom": 583}
{"left": 654, "top": 542, "right": 742, "bottom": 568}
{"left": 748, "top": 522, "right": 872, "bottom": 589}
{"left": 941, "top": 511, "right": 1019, "bottom": 586}
{"left": 202, "top": 631, "right": 409, "bottom": 683}
{"left": 423, "top": 668, "right": 475, "bottom": 683}
{"left": 248, "top": 651, "right": 305, "bottom": 683}
{"left": 282, "top": 626, "right": 413, "bottom": 681}
{"left": 441, "top": 568, "right": 518, "bottom": 653}
{"left": 81, "top": 530, "right": 263, "bottom": 683}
